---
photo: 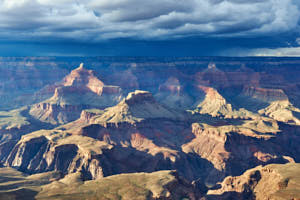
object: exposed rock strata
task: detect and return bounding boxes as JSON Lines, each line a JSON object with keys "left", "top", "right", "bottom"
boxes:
{"left": 29, "top": 64, "right": 123, "bottom": 125}
{"left": 207, "top": 163, "right": 300, "bottom": 200}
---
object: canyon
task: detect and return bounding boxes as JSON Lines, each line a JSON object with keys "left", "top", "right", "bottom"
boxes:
{"left": 0, "top": 57, "right": 299, "bottom": 199}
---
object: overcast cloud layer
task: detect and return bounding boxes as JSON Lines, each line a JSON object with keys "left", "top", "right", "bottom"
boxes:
{"left": 0, "top": 0, "right": 300, "bottom": 56}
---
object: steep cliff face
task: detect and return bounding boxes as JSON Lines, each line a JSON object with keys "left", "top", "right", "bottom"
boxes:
{"left": 194, "top": 86, "right": 255, "bottom": 119}
{"left": 5, "top": 131, "right": 113, "bottom": 179}
{"left": 4, "top": 92, "right": 299, "bottom": 186}
{"left": 3, "top": 126, "right": 204, "bottom": 182}
{"left": 242, "top": 86, "right": 288, "bottom": 103}
{"left": 63, "top": 63, "right": 105, "bottom": 94}
{"left": 0, "top": 167, "right": 201, "bottom": 200}
{"left": 1, "top": 57, "right": 300, "bottom": 199}
{"left": 259, "top": 100, "right": 300, "bottom": 125}
{"left": 2, "top": 91, "right": 204, "bottom": 182}
{"left": 29, "top": 64, "right": 123, "bottom": 125}
{"left": 207, "top": 163, "right": 300, "bottom": 200}
{"left": 29, "top": 102, "right": 87, "bottom": 125}
{"left": 92, "top": 90, "right": 187, "bottom": 124}
{"left": 182, "top": 119, "right": 298, "bottom": 184}
{"left": 195, "top": 86, "right": 233, "bottom": 117}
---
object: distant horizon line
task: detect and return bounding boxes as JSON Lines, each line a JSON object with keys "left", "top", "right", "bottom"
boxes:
{"left": 0, "top": 56, "right": 300, "bottom": 58}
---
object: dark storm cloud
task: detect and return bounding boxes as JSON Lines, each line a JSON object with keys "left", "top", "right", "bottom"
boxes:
{"left": 0, "top": 0, "right": 300, "bottom": 56}
{"left": 0, "top": 0, "right": 299, "bottom": 41}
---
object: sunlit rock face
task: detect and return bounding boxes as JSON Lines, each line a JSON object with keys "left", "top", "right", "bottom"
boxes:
{"left": 207, "top": 163, "right": 300, "bottom": 200}
{"left": 29, "top": 63, "right": 123, "bottom": 125}
{"left": 3, "top": 89, "right": 300, "bottom": 187}
{"left": 0, "top": 57, "right": 300, "bottom": 198}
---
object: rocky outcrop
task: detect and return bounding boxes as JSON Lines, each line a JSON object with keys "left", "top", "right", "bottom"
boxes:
{"left": 79, "top": 109, "right": 104, "bottom": 123}
{"left": 29, "top": 64, "right": 123, "bottom": 125}
{"left": 4, "top": 91, "right": 300, "bottom": 185}
{"left": 0, "top": 167, "right": 202, "bottom": 200}
{"left": 259, "top": 100, "right": 300, "bottom": 125}
{"left": 93, "top": 90, "right": 187, "bottom": 124}
{"left": 5, "top": 131, "right": 113, "bottom": 179}
{"left": 36, "top": 170, "right": 202, "bottom": 200}
{"left": 195, "top": 86, "right": 233, "bottom": 117}
{"left": 182, "top": 121, "right": 296, "bottom": 184}
{"left": 207, "top": 163, "right": 300, "bottom": 200}
{"left": 29, "top": 103, "right": 87, "bottom": 125}
{"left": 243, "top": 86, "right": 288, "bottom": 103}
{"left": 63, "top": 63, "right": 105, "bottom": 94}
{"left": 3, "top": 127, "right": 205, "bottom": 182}
{"left": 194, "top": 86, "right": 255, "bottom": 119}
{"left": 1, "top": 57, "right": 300, "bottom": 199}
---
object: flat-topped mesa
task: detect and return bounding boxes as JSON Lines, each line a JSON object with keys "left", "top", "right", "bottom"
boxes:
{"left": 124, "top": 90, "right": 155, "bottom": 105}
{"left": 63, "top": 63, "right": 105, "bottom": 95}
{"left": 243, "top": 86, "right": 288, "bottom": 102}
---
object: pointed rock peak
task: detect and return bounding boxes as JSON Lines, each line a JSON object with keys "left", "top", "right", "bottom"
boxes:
{"left": 198, "top": 86, "right": 225, "bottom": 101}
{"left": 78, "top": 63, "right": 84, "bottom": 70}
{"left": 125, "top": 90, "right": 155, "bottom": 105}
{"left": 64, "top": 64, "right": 104, "bottom": 89}
{"left": 194, "top": 86, "right": 238, "bottom": 117}
{"left": 73, "top": 63, "right": 89, "bottom": 73}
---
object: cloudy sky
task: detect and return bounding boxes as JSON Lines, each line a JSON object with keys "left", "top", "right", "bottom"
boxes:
{"left": 0, "top": 0, "right": 300, "bottom": 56}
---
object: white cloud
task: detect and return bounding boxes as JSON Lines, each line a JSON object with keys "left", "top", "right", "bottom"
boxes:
{"left": 223, "top": 47, "right": 300, "bottom": 57}
{"left": 253, "top": 47, "right": 300, "bottom": 56}
{"left": 0, "top": 0, "right": 299, "bottom": 41}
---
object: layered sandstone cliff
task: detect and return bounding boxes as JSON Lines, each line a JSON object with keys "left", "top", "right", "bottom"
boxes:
{"left": 29, "top": 64, "right": 123, "bottom": 125}
{"left": 207, "top": 163, "right": 300, "bottom": 200}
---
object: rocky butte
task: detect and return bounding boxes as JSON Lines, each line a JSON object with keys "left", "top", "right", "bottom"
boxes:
{"left": 0, "top": 58, "right": 299, "bottom": 200}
